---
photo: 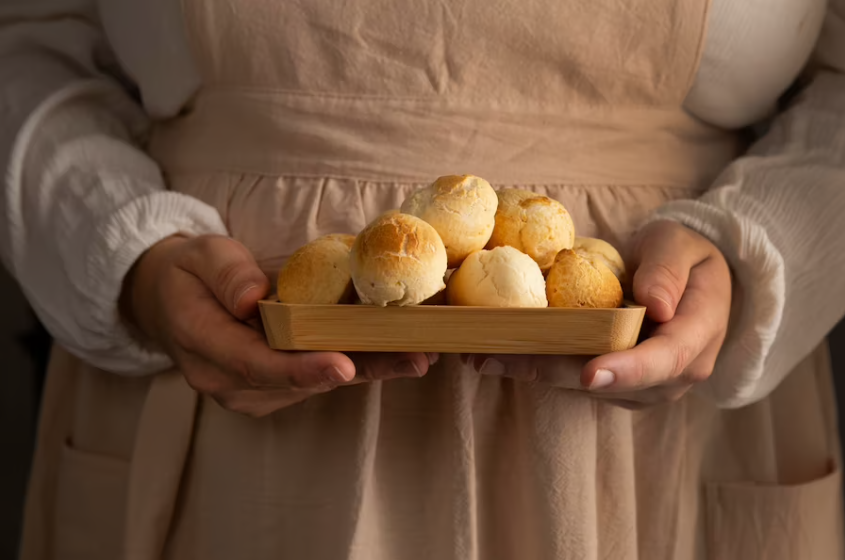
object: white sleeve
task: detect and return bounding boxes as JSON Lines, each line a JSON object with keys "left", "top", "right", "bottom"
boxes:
{"left": 0, "top": 1, "right": 228, "bottom": 375}
{"left": 646, "top": 4, "right": 845, "bottom": 409}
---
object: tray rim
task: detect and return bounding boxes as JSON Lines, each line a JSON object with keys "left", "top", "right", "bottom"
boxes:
{"left": 258, "top": 299, "right": 647, "bottom": 354}
{"left": 258, "top": 298, "right": 646, "bottom": 312}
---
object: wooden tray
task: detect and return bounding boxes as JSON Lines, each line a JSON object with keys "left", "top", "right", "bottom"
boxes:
{"left": 258, "top": 300, "right": 646, "bottom": 355}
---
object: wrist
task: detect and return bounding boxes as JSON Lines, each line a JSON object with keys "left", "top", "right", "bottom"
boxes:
{"left": 119, "top": 234, "right": 190, "bottom": 344}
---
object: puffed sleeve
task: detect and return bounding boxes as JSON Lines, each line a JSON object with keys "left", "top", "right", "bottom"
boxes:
{"left": 0, "top": 1, "right": 228, "bottom": 375}
{"left": 646, "top": 0, "right": 845, "bottom": 408}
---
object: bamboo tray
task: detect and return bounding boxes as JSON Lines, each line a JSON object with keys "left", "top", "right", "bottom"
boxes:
{"left": 258, "top": 300, "right": 646, "bottom": 355}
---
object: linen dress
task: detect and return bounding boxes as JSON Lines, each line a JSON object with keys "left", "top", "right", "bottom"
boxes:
{"left": 18, "top": 0, "right": 844, "bottom": 559}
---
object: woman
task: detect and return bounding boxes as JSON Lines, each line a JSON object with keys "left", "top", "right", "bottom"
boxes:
{"left": 4, "top": 0, "right": 845, "bottom": 558}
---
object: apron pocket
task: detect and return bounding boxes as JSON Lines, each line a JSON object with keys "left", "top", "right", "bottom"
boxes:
{"left": 704, "top": 461, "right": 843, "bottom": 560}
{"left": 53, "top": 440, "right": 129, "bottom": 560}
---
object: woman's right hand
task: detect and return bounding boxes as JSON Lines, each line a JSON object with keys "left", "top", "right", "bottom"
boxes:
{"left": 120, "top": 234, "right": 436, "bottom": 417}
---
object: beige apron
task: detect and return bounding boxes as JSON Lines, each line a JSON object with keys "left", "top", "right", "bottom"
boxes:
{"left": 19, "top": 0, "right": 845, "bottom": 558}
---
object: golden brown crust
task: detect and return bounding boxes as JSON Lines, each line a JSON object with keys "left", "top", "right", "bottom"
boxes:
{"left": 350, "top": 212, "right": 448, "bottom": 306}
{"left": 486, "top": 189, "right": 575, "bottom": 271}
{"left": 573, "top": 236, "right": 628, "bottom": 285}
{"left": 331, "top": 233, "right": 357, "bottom": 250}
{"left": 276, "top": 234, "right": 357, "bottom": 304}
{"left": 401, "top": 175, "right": 498, "bottom": 268}
{"left": 546, "top": 249, "right": 623, "bottom": 308}
{"left": 354, "top": 213, "right": 424, "bottom": 257}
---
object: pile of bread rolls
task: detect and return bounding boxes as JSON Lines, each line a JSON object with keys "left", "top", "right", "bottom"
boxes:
{"left": 276, "top": 175, "right": 626, "bottom": 309}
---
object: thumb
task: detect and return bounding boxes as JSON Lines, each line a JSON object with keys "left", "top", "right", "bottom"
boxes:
{"left": 181, "top": 235, "right": 271, "bottom": 321}
{"left": 631, "top": 221, "right": 708, "bottom": 323}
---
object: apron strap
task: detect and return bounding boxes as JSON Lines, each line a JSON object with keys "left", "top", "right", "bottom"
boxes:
{"left": 124, "top": 370, "right": 198, "bottom": 560}
{"left": 18, "top": 346, "right": 80, "bottom": 560}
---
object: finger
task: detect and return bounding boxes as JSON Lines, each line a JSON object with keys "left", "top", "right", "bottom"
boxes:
{"left": 469, "top": 354, "right": 589, "bottom": 388}
{"left": 348, "top": 352, "right": 438, "bottom": 381}
{"left": 582, "top": 255, "right": 727, "bottom": 392}
{"left": 177, "top": 350, "right": 239, "bottom": 399}
{"left": 175, "top": 278, "right": 356, "bottom": 389}
{"left": 213, "top": 387, "right": 332, "bottom": 418}
{"left": 600, "top": 398, "right": 651, "bottom": 411}
{"left": 180, "top": 235, "right": 271, "bottom": 321}
{"left": 632, "top": 222, "right": 712, "bottom": 323}
{"left": 179, "top": 352, "right": 337, "bottom": 417}
{"left": 680, "top": 337, "right": 724, "bottom": 385}
{"left": 588, "top": 384, "right": 692, "bottom": 408}
{"left": 244, "top": 315, "right": 264, "bottom": 332}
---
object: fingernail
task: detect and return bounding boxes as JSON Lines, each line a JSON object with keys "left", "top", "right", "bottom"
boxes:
{"left": 234, "top": 284, "right": 259, "bottom": 310}
{"left": 426, "top": 353, "right": 440, "bottom": 366}
{"left": 479, "top": 359, "right": 506, "bottom": 377}
{"left": 395, "top": 360, "right": 423, "bottom": 377}
{"left": 589, "top": 369, "right": 616, "bottom": 389}
{"left": 323, "top": 366, "right": 352, "bottom": 384}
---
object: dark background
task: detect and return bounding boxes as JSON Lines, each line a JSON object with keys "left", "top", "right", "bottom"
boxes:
{"left": 1, "top": 267, "right": 844, "bottom": 557}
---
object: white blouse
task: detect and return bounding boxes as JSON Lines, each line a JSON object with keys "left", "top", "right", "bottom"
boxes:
{"left": 1, "top": 0, "right": 844, "bottom": 407}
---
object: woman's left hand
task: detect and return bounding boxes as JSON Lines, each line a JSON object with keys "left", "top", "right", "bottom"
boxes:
{"left": 466, "top": 220, "right": 733, "bottom": 409}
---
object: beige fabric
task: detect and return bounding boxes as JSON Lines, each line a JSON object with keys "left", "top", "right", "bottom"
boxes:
{"left": 19, "top": 0, "right": 844, "bottom": 559}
